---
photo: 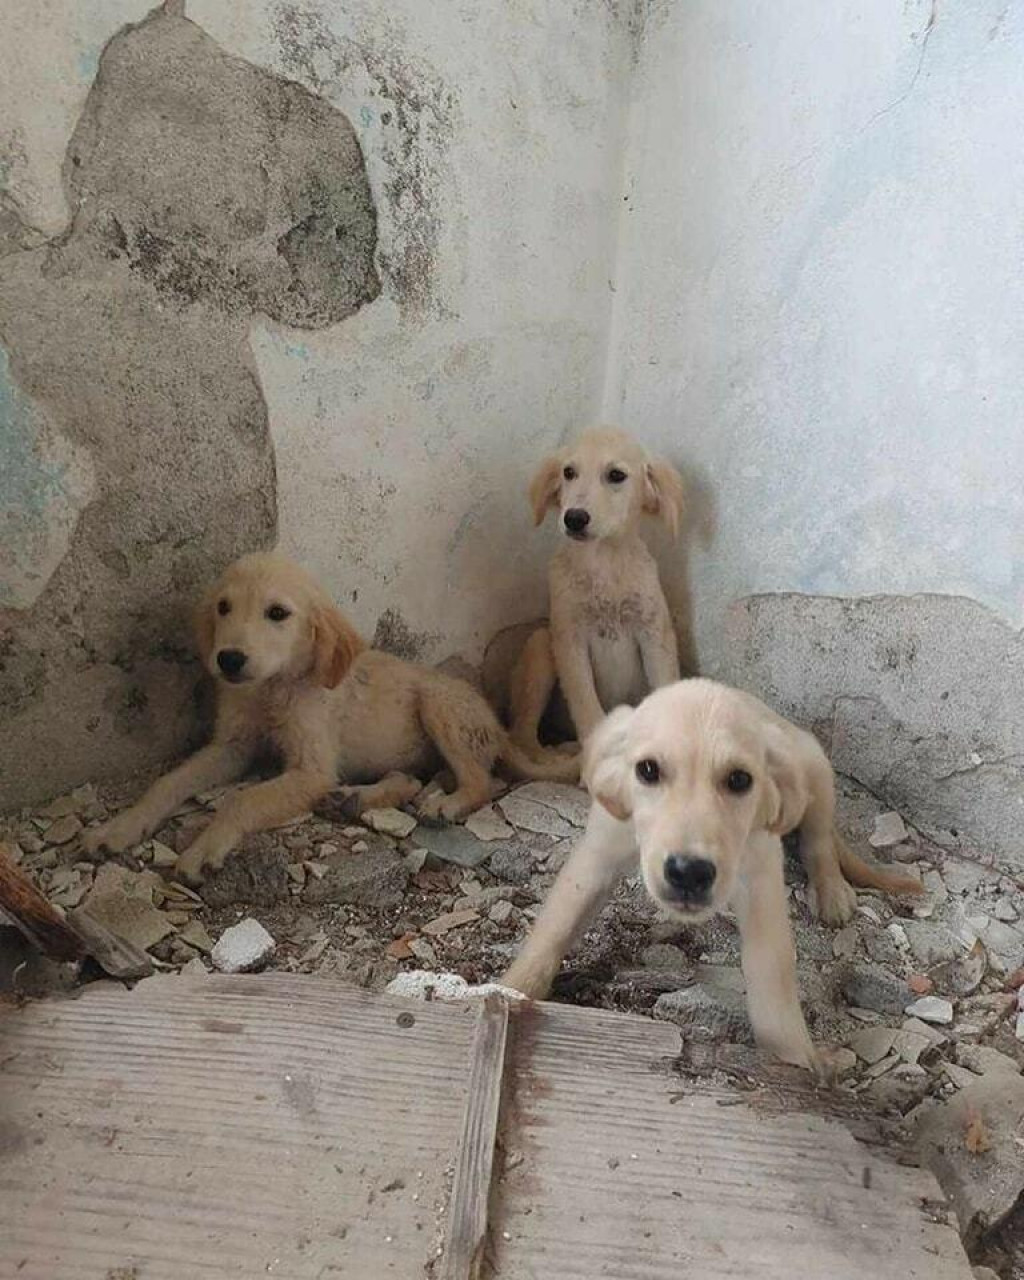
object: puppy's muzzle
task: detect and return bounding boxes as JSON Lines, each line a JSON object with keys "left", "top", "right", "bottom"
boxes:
{"left": 216, "top": 648, "right": 249, "bottom": 682}
{"left": 563, "top": 508, "right": 591, "bottom": 539}
{"left": 662, "top": 854, "right": 716, "bottom": 909}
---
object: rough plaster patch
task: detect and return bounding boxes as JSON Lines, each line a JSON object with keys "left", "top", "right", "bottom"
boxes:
{"left": 0, "top": 0, "right": 379, "bottom": 806}
{"left": 270, "top": 1, "right": 455, "bottom": 315}
{"left": 372, "top": 608, "right": 440, "bottom": 663}
{"left": 724, "top": 593, "right": 1024, "bottom": 873}
{"left": 0, "top": 347, "right": 96, "bottom": 609}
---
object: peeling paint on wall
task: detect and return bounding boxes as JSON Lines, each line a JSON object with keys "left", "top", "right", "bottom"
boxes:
{"left": 0, "top": 0, "right": 379, "bottom": 805}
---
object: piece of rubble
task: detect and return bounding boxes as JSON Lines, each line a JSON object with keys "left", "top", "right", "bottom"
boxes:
{"left": 304, "top": 843, "right": 409, "bottom": 910}
{"left": 640, "top": 943, "right": 694, "bottom": 976}
{"left": 48, "top": 868, "right": 88, "bottom": 909}
{"left": 44, "top": 815, "right": 82, "bottom": 846}
{"left": 944, "top": 1063, "right": 983, "bottom": 1090}
{"left": 387, "top": 935, "right": 416, "bottom": 960}
{"left": 917, "top": 1073, "right": 1024, "bottom": 1241}
{"left": 908, "top": 973, "right": 934, "bottom": 996}
{"left": 891, "top": 1026, "right": 934, "bottom": 1067}
{"left": 464, "top": 806, "right": 515, "bottom": 842}
{"left": 863, "top": 1052, "right": 900, "bottom": 1080}
{"left": 653, "top": 983, "right": 753, "bottom": 1044}
{"left": 955, "top": 1044, "right": 1020, "bottom": 1077}
{"left": 149, "top": 841, "right": 178, "bottom": 869}
{"left": 488, "top": 900, "right": 516, "bottom": 926}
{"left": 505, "top": 781, "right": 589, "bottom": 827}
{"left": 408, "top": 938, "right": 437, "bottom": 965}
{"left": 849, "top": 1026, "right": 897, "bottom": 1064}
{"left": 905, "top": 995, "right": 954, "bottom": 1025}
{"left": 488, "top": 844, "right": 537, "bottom": 885}
{"left": 970, "top": 915, "right": 1024, "bottom": 974}
{"left": 364, "top": 808, "right": 417, "bottom": 839}
{"left": 200, "top": 839, "right": 289, "bottom": 908}
{"left": 993, "top": 899, "right": 1019, "bottom": 923}
{"left": 421, "top": 908, "right": 479, "bottom": 937}
{"left": 932, "top": 939, "right": 988, "bottom": 998}
{"left": 498, "top": 792, "right": 576, "bottom": 839}
{"left": 179, "top": 920, "right": 213, "bottom": 954}
{"left": 81, "top": 864, "right": 175, "bottom": 952}
{"left": 903, "top": 920, "right": 959, "bottom": 968}
{"left": 832, "top": 926, "right": 858, "bottom": 961}
{"left": 869, "top": 812, "right": 908, "bottom": 848}
{"left": 413, "top": 824, "right": 494, "bottom": 869}
{"left": 841, "top": 964, "right": 912, "bottom": 1015}
{"left": 385, "top": 969, "right": 525, "bottom": 1003}
{"left": 211, "top": 919, "right": 276, "bottom": 973}
{"left": 829, "top": 1048, "right": 858, "bottom": 1079}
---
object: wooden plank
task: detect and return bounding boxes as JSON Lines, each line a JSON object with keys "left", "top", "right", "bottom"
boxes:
{"left": 0, "top": 842, "right": 84, "bottom": 962}
{"left": 491, "top": 1001, "right": 974, "bottom": 1280}
{"left": 439, "top": 996, "right": 509, "bottom": 1280}
{"left": 0, "top": 974, "right": 479, "bottom": 1278}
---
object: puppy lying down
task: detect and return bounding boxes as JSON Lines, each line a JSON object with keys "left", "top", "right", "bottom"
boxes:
{"left": 502, "top": 679, "right": 921, "bottom": 1072}
{"left": 85, "top": 554, "right": 577, "bottom": 883}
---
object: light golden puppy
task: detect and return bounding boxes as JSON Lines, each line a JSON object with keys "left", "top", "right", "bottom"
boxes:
{"left": 487, "top": 427, "right": 684, "bottom": 759}
{"left": 502, "top": 679, "right": 921, "bottom": 1071}
{"left": 84, "top": 554, "right": 577, "bottom": 883}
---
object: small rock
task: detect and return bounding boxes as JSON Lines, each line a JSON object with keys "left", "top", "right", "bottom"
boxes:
{"left": 387, "top": 935, "right": 416, "bottom": 960}
{"left": 973, "top": 1268, "right": 1002, "bottom": 1280}
{"left": 179, "top": 956, "right": 209, "bottom": 980}
{"left": 908, "top": 974, "right": 934, "bottom": 996}
{"left": 849, "top": 1026, "right": 897, "bottom": 1065}
{"left": 857, "top": 904, "right": 883, "bottom": 925}
{"left": 863, "top": 1052, "right": 899, "bottom": 1080}
{"left": 403, "top": 846, "right": 428, "bottom": 874}
{"left": 487, "top": 845, "right": 536, "bottom": 885}
{"left": 891, "top": 1028, "right": 934, "bottom": 1066}
{"left": 421, "top": 908, "right": 479, "bottom": 937}
{"left": 149, "top": 840, "right": 178, "bottom": 869}
{"left": 653, "top": 984, "right": 753, "bottom": 1044}
{"left": 905, "top": 995, "right": 954, "bottom": 1025}
{"left": 179, "top": 920, "right": 213, "bottom": 954}
{"left": 286, "top": 863, "right": 306, "bottom": 885}
{"left": 943, "top": 1064, "right": 981, "bottom": 1090}
{"left": 364, "top": 808, "right": 417, "bottom": 839}
{"left": 464, "top": 806, "right": 515, "bottom": 842}
{"left": 903, "top": 920, "right": 959, "bottom": 968}
{"left": 498, "top": 792, "right": 576, "bottom": 839}
{"left": 993, "top": 899, "right": 1019, "bottom": 923}
{"left": 847, "top": 1007, "right": 882, "bottom": 1024}
{"left": 81, "top": 863, "right": 175, "bottom": 952}
{"left": 869, "top": 812, "right": 908, "bottom": 848}
{"left": 488, "top": 901, "right": 516, "bottom": 926}
{"left": 955, "top": 1044, "right": 1021, "bottom": 1077}
{"left": 886, "top": 922, "right": 910, "bottom": 950}
{"left": 408, "top": 938, "right": 437, "bottom": 965}
{"left": 211, "top": 918, "right": 276, "bottom": 973}
{"left": 640, "top": 943, "right": 693, "bottom": 976}
{"left": 832, "top": 926, "right": 859, "bottom": 961}
{"left": 414, "top": 825, "right": 495, "bottom": 869}
{"left": 829, "top": 1048, "right": 858, "bottom": 1079}
{"left": 200, "top": 838, "right": 289, "bottom": 908}
{"left": 45, "top": 815, "right": 82, "bottom": 846}
{"left": 917, "top": 1073, "right": 1024, "bottom": 1239}
{"left": 303, "top": 861, "right": 328, "bottom": 880}
{"left": 304, "top": 843, "right": 409, "bottom": 910}
{"left": 841, "top": 964, "right": 912, "bottom": 1015}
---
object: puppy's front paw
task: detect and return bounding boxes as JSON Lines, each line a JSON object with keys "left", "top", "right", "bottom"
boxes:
{"left": 416, "top": 792, "right": 459, "bottom": 824}
{"left": 82, "top": 810, "right": 150, "bottom": 856}
{"left": 501, "top": 960, "right": 553, "bottom": 1002}
{"left": 174, "top": 828, "right": 236, "bottom": 886}
{"left": 808, "top": 876, "right": 857, "bottom": 926}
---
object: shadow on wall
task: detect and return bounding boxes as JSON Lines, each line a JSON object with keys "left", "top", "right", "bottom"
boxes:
{"left": 0, "top": 0, "right": 380, "bottom": 807}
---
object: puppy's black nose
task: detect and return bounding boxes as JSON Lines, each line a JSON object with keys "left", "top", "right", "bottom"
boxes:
{"left": 216, "top": 648, "right": 247, "bottom": 678}
{"left": 663, "top": 854, "right": 716, "bottom": 900}
{"left": 564, "top": 508, "right": 590, "bottom": 534}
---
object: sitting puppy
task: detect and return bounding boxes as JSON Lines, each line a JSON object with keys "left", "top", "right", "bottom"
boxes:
{"left": 502, "top": 679, "right": 921, "bottom": 1071}
{"left": 484, "top": 427, "right": 685, "bottom": 758}
{"left": 84, "top": 553, "right": 578, "bottom": 883}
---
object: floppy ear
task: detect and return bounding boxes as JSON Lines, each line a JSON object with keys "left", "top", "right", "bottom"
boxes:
{"left": 193, "top": 588, "right": 217, "bottom": 663}
{"left": 528, "top": 454, "right": 562, "bottom": 526}
{"left": 581, "top": 705, "right": 636, "bottom": 821}
{"left": 759, "top": 743, "right": 808, "bottom": 836}
{"left": 310, "top": 602, "right": 365, "bottom": 689}
{"left": 642, "top": 458, "right": 685, "bottom": 539}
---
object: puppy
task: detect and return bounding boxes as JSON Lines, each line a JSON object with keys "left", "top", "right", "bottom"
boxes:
{"left": 84, "top": 553, "right": 578, "bottom": 883}
{"left": 487, "top": 427, "right": 684, "bottom": 758}
{"left": 501, "top": 679, "right": 921, "bottom": 1071}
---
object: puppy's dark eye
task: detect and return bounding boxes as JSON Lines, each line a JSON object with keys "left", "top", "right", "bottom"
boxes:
{"left": 217, "top": 599, "right": 230, "bottom": 617}
{"left": 607, "top": 468, "right": 628, "bottom": 484}
{"left": 562, "top": 465, "right": 576, "bottom": 480}
{"left": 636, "top": 758, "right": 661, "bottom": 784}
{"left": 265, "top": 604, "right": 291, "bottom": 622}
{"left": 726, "top": 769, "right": 753, "bottom": 794}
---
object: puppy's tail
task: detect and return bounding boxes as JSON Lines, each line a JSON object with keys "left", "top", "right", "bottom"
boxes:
{"left": 834, "top": 826, "right": 923, "bottom": 897}
{"left": 499, "top": 738, "right": 581, "bottom": 785}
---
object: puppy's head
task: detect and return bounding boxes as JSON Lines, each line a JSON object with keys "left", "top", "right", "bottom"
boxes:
{"left": 529, "top": 427, "right": 684, "bottom": 543}
{"left": 583, "top": 680, "right": 805, "bottom": 921}
{"left": 195, "top": 554, "right": 363, "bottom": 690}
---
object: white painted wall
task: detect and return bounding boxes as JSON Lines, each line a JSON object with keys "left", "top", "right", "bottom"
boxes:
{"left": 606, "top": 0, "right": 1024, "bottom": 670}
{"left": 2, "top": 0, "right": 629, "bottom": 660}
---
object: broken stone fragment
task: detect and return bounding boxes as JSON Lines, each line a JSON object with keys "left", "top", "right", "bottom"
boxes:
{"left": 211, "top": 919, "right": 276, "bottom": 973}
{"left": 652, "top": 983, "right": 754, "bottom": 1044}
{"left": 904, "top": 995, "right": 954, "bottom": 1025}
{"left": 869, "top": 811, "right": 908, "bottom": 848}
{"left": 44, "top": 815, "right": 82, "bottom": 846}
{"left": 81, "top": 863, "right": 175, "bottom": 952}
{"left": 848, "top": 1025, "right": 897, "bottom": 1064}
{"left": 840, "top": 963, "right": 911, "bottom": 1015}
{"left": 464, "top": 806, "right": 515, "bottom": 842}
{"left": 363, "top": 808, "right": 417, "bottom": 839}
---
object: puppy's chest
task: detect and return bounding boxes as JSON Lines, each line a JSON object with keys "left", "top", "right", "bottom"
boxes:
{"left": 575, "top": 586, "right": 654, "bottom": 640}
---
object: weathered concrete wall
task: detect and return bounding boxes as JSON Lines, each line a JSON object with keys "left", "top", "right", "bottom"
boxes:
{"left": 0, "top": 0, "right": 629, "bottom": 805}
{"left": 605, "top": 1, "right": 1024, "bottom": 870}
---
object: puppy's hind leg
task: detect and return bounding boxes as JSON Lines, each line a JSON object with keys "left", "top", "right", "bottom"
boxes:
{"left": 415, "top": 688, "right": 503, "bottom": 822}
{"left": 508, "top": 627, "right": 558, "bottom": 758}
{"left": 332, "top": 772, "right": 424, "bottom": 818}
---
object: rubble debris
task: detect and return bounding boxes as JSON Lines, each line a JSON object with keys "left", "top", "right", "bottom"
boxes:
{"left": 81, "top": 864, "right": 175, "bottom": 952}
{"left": 849, "top": 1026, "right": 898, "bottom": 1064}
{"left": 840, "top": 964, "right": 912, "bottom": 1015}
{"left": 652, "top": 983, "right": 753, "bottom": 1044}
{"left": 422, "top": 908, "right": 479, "bottom": 937}
{"left": 464, "top": 807, "right": 515, "bottom": 842}
{"left": 869, "top": 811, "right": 909, "bottom": 848}
{"left": 364, "top": 808, "right": 418, "bottom": 839}
{"left": 413, "top": 825, "right": 494, "bottom": 869}
{"left": 211, "top": 919, "right": 276, "bottom": 974}
{"left": 385, "top": 969, "right": 524, "bottom": 1002}
{"left": 905, "top": 995, "right": 955, "bottom": 1025}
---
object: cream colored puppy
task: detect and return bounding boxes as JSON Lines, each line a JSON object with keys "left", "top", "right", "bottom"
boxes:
{"left": 499, "top": 427, "right": 685, "bottom": 756}
{"left": 502, "top": 680, "right": 921, "bottom": 1071}
{"left": 84, "top": 554, "right": 577, "bottom": 883}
